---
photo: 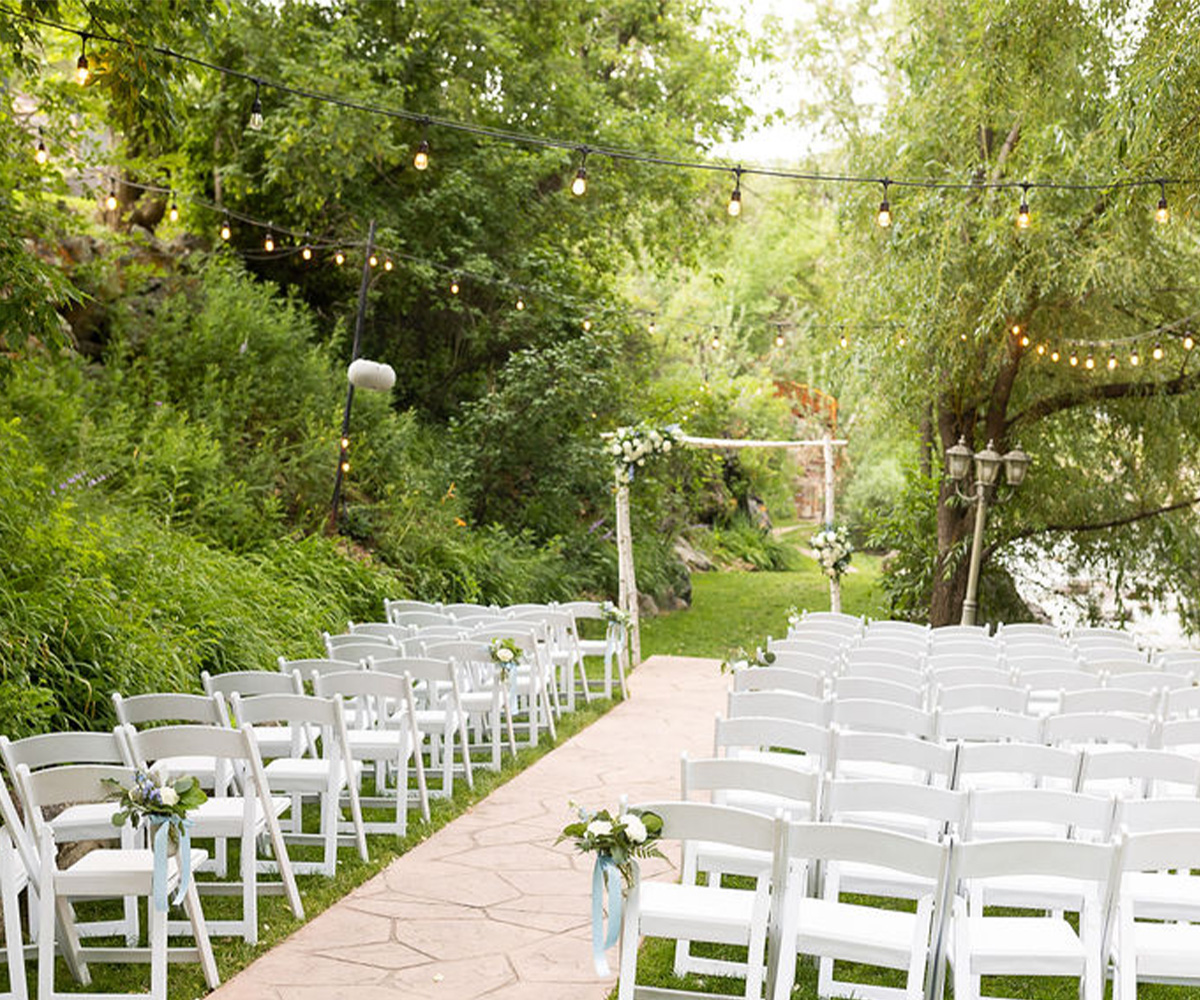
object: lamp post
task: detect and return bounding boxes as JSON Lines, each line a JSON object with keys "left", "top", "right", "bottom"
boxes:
{"left": 945, "top": 436, "right": 1031, "bottom": 626}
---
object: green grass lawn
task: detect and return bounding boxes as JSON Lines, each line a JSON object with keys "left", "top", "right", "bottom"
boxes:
{"left": 642, "top": 554, "right": 889, "bottom": 661}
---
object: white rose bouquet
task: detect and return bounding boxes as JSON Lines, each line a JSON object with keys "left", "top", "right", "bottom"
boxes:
{"left": 810, "top": 523, "right": 854, "bottom": 580}
{"left": 103, "top": 767, "right": 207, "bottom": 832}
{"left": 720, "top": 646, "right": 777, "bottom": 674}
{"left": 558, "top": 805, "right": 665, "bottom": 888}
{"left": 600, "top": 600, "right": 631, "bottom": 628}
{"left": 489, "top": 636, "right": 523, "bottom": 677}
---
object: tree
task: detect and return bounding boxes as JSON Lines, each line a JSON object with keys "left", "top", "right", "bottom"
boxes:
{"left": 824, "top": 0, "right": 1200, "bottom": 628}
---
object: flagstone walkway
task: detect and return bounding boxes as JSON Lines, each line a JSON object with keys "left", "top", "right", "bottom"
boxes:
{"left": 210, "top": 655, "right": 727, "bottom": 1000}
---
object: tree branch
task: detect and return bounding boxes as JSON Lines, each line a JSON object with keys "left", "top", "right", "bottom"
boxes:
{"left": 1007, "top": 369, "right": 1200, "bottom": 431}
{"left": 985, "top": 494, "right": 1200, "bottom": 559}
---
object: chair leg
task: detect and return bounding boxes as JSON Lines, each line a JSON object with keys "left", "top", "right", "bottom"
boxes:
{"left": 242, "top": 832, "right": 259, "bottom": 945}
{"left": 616, "top": 889, "right": 641, "bottom": 1000}
{"left": 182, "top": 878, "right": 220, "bottom": 990}
{"left": 148, "top": 898, "right": 168, "bottom": 1000}
{"left": 1, "top": 880, "right": 26, "bottom": 1000}
{"left": 458, "top": 719, "right": 475, "bottom": 791}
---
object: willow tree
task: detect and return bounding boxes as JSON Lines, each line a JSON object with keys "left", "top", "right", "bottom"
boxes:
{"left": 827, "top": 0, "right": 1200, "bottom": 627}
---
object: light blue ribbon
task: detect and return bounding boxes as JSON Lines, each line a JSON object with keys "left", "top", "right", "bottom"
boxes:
{"left": 151, "top": 815, "right": 193, "bottom": 912}
{"left": 591, "top": 853, "right": 623, "bottom": 976}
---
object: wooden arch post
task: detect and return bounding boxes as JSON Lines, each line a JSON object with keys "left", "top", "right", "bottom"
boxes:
{"left": 613, "top": 433, "right": 848, "bottom": 668}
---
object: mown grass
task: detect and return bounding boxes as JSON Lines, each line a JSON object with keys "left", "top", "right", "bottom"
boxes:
{"left": 641, "top": 553, "right": 888, "bottom": 660}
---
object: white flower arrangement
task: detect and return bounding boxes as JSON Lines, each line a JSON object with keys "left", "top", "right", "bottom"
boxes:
{"left": 719, "top": 646, "right": 777, "bottom": 674}
{"left": 786, "top": 605, "right": 802, "bottom": 629}
{"left": 600, "top": 600, "right": 631, "bottom": 628}
{"left": 608, "top": 423, "right": 685, "bottom": 484}
{"left": 811, "top": 523, "right": 854, "bottom": 580}
{"left": 489, "top": 637, "right": 523, "bottom": 677}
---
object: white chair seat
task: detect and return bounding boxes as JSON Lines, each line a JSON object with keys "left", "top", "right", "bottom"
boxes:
{"left": 691, "top": 841, "right": 774, "bottom": 878}
{"left": 974, "top": 873, "right": 1091, "bottom": 911}
{"left": 578, "top": 638, "right": 607, "bottom": 658}
{"left": 263, "top": 758, "right": 361, "bottom": 792}
{"left": 151, "top": 754, "right": 219, "bottom": 788}
{"left": 57, "top": 846, "right": 208, "bottom": 897}
{"left": 796, "top": 896, "right": 923, "bottom": 968}
{"left": 1125, "top": 871, "right": 1200, "bottom": 918}
{"left": 833, "top": 859, "right": 937, "bottom": 899}
{"left": 50, "top": 801, "right": 123, "bottom": 842}
{"left": 638, "top": 881, "right": 758, "bottom": 944}
{"left": 721, "top": 790, "right": 815, "bottom": 818}
{"left": 188, "top": 794, "right": 290, "bottom": 834}
{"left": 963, "top": 916, "right": 1087, "bottom": 974}
{"left": 1125, "top": 921, "right": 1200, "bottom": 979}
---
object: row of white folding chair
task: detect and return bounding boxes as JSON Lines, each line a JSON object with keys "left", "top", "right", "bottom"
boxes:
{"left": 716, "top": 707, "right": 1200, "bottom": 798}
{"left": 620, "top": 795, "right": 1200, "bottom": 1000}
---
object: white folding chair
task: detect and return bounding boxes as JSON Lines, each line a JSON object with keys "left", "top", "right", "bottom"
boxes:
{"left": 470, "top": 625, "right": 558, "bottom": 741}
{"left": 422, "top": 639, "right": 516, "bottom": 771}
{"left": 20, "top": 764, "right": 219, "bottom": 1000}
{"left": 110, "top": 692, "right": 229, "bottom": 792}
{"left": 948, "top": 837, "right": 1120, "bottom": 1000}
{"left": 766, "top": 637, "right": 846, "bottom": 664}
{"left": 997, "top": 623, "right": 1061, "bottom": 640}
{"left": 925, "top": 649, "right": 1003, "bottom": 670}
{"left": 935, "top": 708, "right": 1043, "bottom": 744}
{"left": 616, "top": 801, "right": 780, "bottom": 1000}
{"left": 511, "top": 608, "right": 591, "bottom": 712}
{"left": 557, "top": 600, "right": 629, "bottom": 700}
{"left": 200, "top": 669, "right": 306, "bottom": 759}
{"left": 830, "top": 699, "right": 936, "bottom": 740}
{"left": 832, "top": 676, "right": 924, "bottom": 708}
{"left": 829, "top": 726, "right": 956, "bottom": 785}
{"left": 1077, "top": 748, "right": 1200, "bottom": 800}
{"left": 0, "top": 827, "right": 28, "bottom": 1000}
{"left": 1073, "top": 626, "right": 1139, "bottom": 645}
{"left": 837, "top": 658, "right": 925, "bottom": 687}
{"left": 122, "top": 724, "right": 302, "bottom": 943}
{"left": 1159, "top": 717, "right": 1200, "bottom": 758}
{"left": 927, "top": 664, "right": 1013, "bottom": 689}
{"left": 930, "top": 624, "right": 992, "bottom": 641}
{"left": 1164, "top": 686, "right": 1200, "bottom": 719}
{"left": 1112, "top": 827, "right": 1200, "bottom": 1000}
{"left": 727, "top": 689, "right": 831, "bottom": 727}
{"left": 228, "top": 693, "right": 367, "bottom": 876}
{"left": 713, "top": 716, "right": 831, "bottom": 774}
{"left": 383, "top": 598, "right": 441, "bottom": 621}
{"left": 1106, "top": 670, "right": 1191, "bottom": 694}
{"left": 731, "top": 666, "right": 825, "bottom": 700}
{"left": 1060, "top": 687, "right": 1162, "bottom": 718}
{"left": 933, "top": 683, "right": 1028, "bottom": 714}
{"left": 1157, "top": 649, "right": 1200, "bottom": 676}
{"left": 769, "top": 820, "right": 951, "bottom": 1000}
{"left": 322, "top": 637, "right": 393, "bottom": 663}
{"left": 1016, "top": 666, "right": 1101, "bottom": 716}
{"left": 1, "top": 731, "right": 140, "bottom": 946}
{"left": 389, "top": 610, "right": 454, "bottom": 629}
{"left": 366, "top": 655, "right": 471, "bottom": 799}
{"left": 951, "top": 740, "right": 1081, "bottom": 791}
{"left": 312, "top": 669, "right": 432, "bottom": 831}
{"left": 822, "top": 774, "right": 965, "bottom": 844}
{"left": 347, "top": 621, "right": 409, "bottom": 642}
{"left": 1042, "top": 710, "right": 1158, "bottom": 750}
{"left": 769, "top": 649, "right": 836, "bottom": 676}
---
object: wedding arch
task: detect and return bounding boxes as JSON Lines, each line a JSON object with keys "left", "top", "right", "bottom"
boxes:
{"left": 607, "top": 429, "right": 848, "bottom": 666}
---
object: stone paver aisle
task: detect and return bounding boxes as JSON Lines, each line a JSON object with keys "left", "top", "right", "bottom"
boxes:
{"left": 210, "top": 655, "right": 726, "bottom": 1000}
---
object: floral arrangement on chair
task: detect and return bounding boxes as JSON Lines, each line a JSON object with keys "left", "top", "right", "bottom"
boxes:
{"left": 489, "top": 636, "right": 523, "bottom": 677}
{"left": 720, "top": 647, "right": 777, "bottom": 673}
{"left": 103, "top": 768, "right": 207, "bottom": 910}
{"left": 608, "top": 423, "right": 684, "bottom": 484}
{"left": 559, "top": 804, "right": 666, "bottom": 975}
{"left": 600, "top": 600, "right": 631, "bottom": 629}
{"left": 811, "top": 523, "right": 854, "bottom": 580}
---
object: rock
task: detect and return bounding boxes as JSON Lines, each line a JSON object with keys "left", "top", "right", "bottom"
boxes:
{"left": 638, "top": 592, "right": 660, "bottom": 617}
{"left": 674, "top": 535, "right": 715, "bottom": 572}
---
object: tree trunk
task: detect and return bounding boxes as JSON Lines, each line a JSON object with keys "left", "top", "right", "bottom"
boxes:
{"left": 929, "top": 479, "right": 972, "bottom": 625}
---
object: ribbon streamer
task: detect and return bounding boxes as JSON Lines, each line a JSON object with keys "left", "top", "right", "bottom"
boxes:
{"left": 590, "top": 853, "right": 623, "bottom": 976}
{"left": 151, "top": 815, "right": 194, "bottom": 912}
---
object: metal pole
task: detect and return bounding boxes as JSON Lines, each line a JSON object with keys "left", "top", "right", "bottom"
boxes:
{"left": 328, "top": 219, "right": 378, "bottom": 532}
{"left": 960, "top": 482, "right": 989, "bottom": 626}
{"left": 823, "top": 433, "right": 841, "bottom": 613}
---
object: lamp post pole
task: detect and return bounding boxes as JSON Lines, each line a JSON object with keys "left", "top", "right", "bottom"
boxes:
{"left": 944, "top": 436, "right": 1031, "bottom": 627}
{"left": 960, "top": 479, "right": 990, "bottom": 627}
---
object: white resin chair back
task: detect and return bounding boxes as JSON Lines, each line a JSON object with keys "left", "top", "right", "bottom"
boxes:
{"left": 933, "top": 683, "right": 1028, "bottom": 714}
{"left": 616, "top": 801, "right": 780, "bottom": 1000}
{"left": 936, "top": 708, "right": 1043, "bottom": 745}
{"left": 1157, "top": 649, "right": 1200, "bottom": 676}
{"left": 829, "top": 727, "right": 956, "bottom": 786}
{"left": 1159, "top": 717, "right": 1200, "bottom": 758}
{"left": 832, "top": 676, "right": 924, "bottom": 708}
{"left": 348, "top": 622, "right": 409, "bottom": 642}
{"left": 830, "top": 699, "right": 936, "bottom": 740}
{"left": 713, "top": 716, "right": 831, "bottom": 774}
{"left": 730, "top": 666, "right": 825, "bottom": 699}
{"left": 768, "top": 649, "right": 834, "bottom": 676}
{"left": 964, "top": 786, "right": 1116, "bottom": 843}
{"left": 951, "top": 740, "right": 1081, "bottom": 791}
{"left": 726, "top": 689, "right": 831, "bottom": 727}
{"left": 1077, "top": 748, "right": 1200, "bottom": 800}
{"left": 1060, "top": 687, "right": 1162, "bottom": 718}
{"left": 1043, "top": 711, "right": 1157, "bottom": 750}
{"left": 1107, "top": 670, "right": 1191, "bottom": 693}
{"left": 383, "top": 598, "right": 440, "bottom": 621}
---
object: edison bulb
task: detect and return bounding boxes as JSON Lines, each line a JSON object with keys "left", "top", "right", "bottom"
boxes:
{"left": 1156, "top": 198, "right": 1169, "bottom": 225}
{"left": 1153, "top": 343, "right": 1164, "bottom": 360}
{"left": 582, "top": 318, "right": 592, "bottom": 331}
{"left": 168, "top": 203, "right": 179, "bottom": 223}
{"left": 76, "top": 54, "right": 89, "bottom": 86}
{"left": 876, "top": 201, "right": 891, "bottom": 228}
{"left": 450, "top": 280, "right": 459, "bottom": 294}
{"left": 221, "top": 221, "right": 232, "bottom": 241}
{"left": 727, "top": 190, "right": 741, "bottom": 217}
{"left": 334, "top": 251, "right": 345, "bottom": 265}
{"left": 301, "top": 245, "right": 312, "bottom": 261}
{"left": 571, "top": 167, "right": 587, "bottom": 197}
{"left": 413, "top": 139, "right": 429, "bottom": 171}
{"left": 34, "top": 140, "right": 48, "bottom": 165}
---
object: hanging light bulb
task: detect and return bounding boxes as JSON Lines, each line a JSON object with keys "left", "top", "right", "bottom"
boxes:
{"left": 516, "top": 297, "right": 525, "bottom": 311}
{"left": 897, "top": 334, "right": 907, "bottom": 347}
{"left": 412, "top": 136, "right": 432, "bottom": 171}
{"left": 167, "top": 195, "right": 179, "bottom": 223}
{"left": 711, "top": 333, "right": 721, "bottom": 349}
{"left": 1069, "top": 351, "right": 1079, "bottom": 367}
{"left": 368, "top": 254, "right": 378, "bottom": 268}
{"left": 582, "top": 318, "right": 592, "bottom": 331}
{"left": 1050, "top": 349, "right": 1060, "bottom": 362}
{"left": 220, "top": 215, "right": 232, "bottom": 241}
{"left": 1130, "top": 349, "right": 1140, "bottom": 366}
{"left": 384, "top": 258, "right": 393, "bottom": 271}
{"left": 727, "top": 168, "right": 743, "bottom": 218}
{"left": 104, "top": 181, "right": 118, "bottom": 212}
{"left": 839, "top": 333, "right": 849, "bottom": 349}
{"left": 1011, "top": 324, "right": 1021, "bottom": 337}
{"left": 1107, "top": 353, "right": 1118, "bottom": 370}
{"left": 334, "top": 250, "right": 345, "bottom": 266}
{"left": 301, "top": 234, "right": 313, "bottom": 261}
{"left": 774, "top": 330, "right": 785, "bottom": 348}
{"left": 648, "top": 317, "right": 657, "bottom": 335}
{"left": 340, "top": 436, "right": 350, "bottom": 450}
{"left": 1185, "top": 333, "right": 1195, "bottom": 350}
{"left": 571, "top": 148, "right": 588, "bottom": 197}
{"left": 1020, "top": 334, "right": 1030, "bottom": 347}
{"left": 877, "top": 179, "right": 892, "bottom": 228}
{"left": 34, "top": 130, "right": 48, "bottom": 165}
{"left": 1155, "top": 181, "right": 1170, "bottom": 225}
{"left": 1016, "top": 183, "right": 1031, "bottom": 229}
{"left": 960, "top": 333, "right": 968, "bottom": 341}
{"left": 264, "top": 225, "right": 275, "bottom": 252}
{"left": 249, "top": 80, "right": 264, "bottom": 131}
{"left": 75, "top": 34, "right": 90, "bottom": 85}
{"left": 450, "top": 278, "right": 460, "bottom": 295}
{"left": 1085, "top": 354, "right": 1096, "bottom": 370}
{"left": 1036, "top": 343, "right": 1046, "bottom": 356}
{"left": 1152, "top": 343, "right": 1164, "bottom": 360}
{"left": 340, "top": 460, "right": 350, "bottom": 474}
